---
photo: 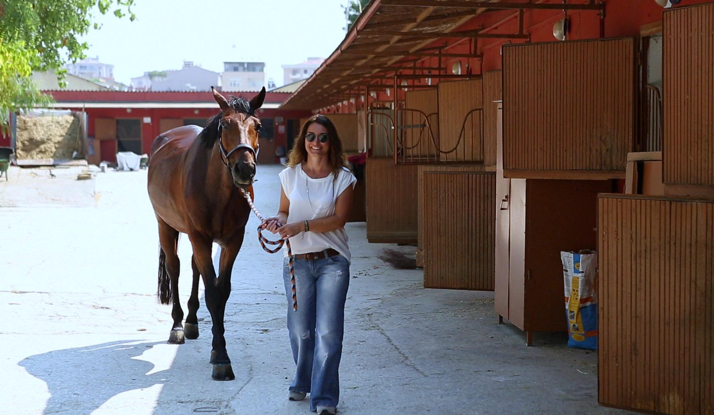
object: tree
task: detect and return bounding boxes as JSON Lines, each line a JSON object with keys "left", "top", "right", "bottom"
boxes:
{"left": 0, "top": 1, "right": 135, "bottom": 130}
{"left": 344, "top": 0, "right": 370, "bottom": 31}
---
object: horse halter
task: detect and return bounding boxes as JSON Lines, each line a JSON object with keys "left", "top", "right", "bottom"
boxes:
{"left": 216, "top": 119, "right": 260, "bottom": 171}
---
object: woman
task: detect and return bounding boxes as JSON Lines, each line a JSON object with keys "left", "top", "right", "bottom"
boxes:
{"left": 263, "top": 114, "right": 356, "bottom": 415}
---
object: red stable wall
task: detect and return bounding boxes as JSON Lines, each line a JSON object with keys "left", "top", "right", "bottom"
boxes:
{"left": 81, "top": 106, "right": 310, "bottom": 163}
{"left": 326, "top": 0, "right": 714, "bottom": 113}
{"left": 0, "top": 132, "right": 9, "bottom": 148}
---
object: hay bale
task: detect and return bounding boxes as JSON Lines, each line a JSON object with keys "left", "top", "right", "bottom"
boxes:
{"left": 16, "top": 114, "right": 82, "bottom": 161}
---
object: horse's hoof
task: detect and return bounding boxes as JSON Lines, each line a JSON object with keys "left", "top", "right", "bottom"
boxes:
{"left": 212, "top": 363, "right": 235, "bottom": 381}
{"left": 184, "top": 323, "right": 199, "bottom": 340}
{"left": 167, "top": 329, "right": 185, "bottom": 344}
{"left": 209, "top": 350, "right": 217, "bottom": 364}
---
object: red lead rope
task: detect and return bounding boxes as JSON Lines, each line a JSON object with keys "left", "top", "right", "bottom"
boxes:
{"left": 239, "top": 188, "right": 297, "bottom": 311}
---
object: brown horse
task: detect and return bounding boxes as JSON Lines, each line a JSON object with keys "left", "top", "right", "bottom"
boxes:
{"left": 147, "top": 87, "right": 265, "bottom": 380}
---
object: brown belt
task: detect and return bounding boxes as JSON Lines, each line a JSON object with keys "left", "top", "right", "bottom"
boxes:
{"left": 293, "top": 248, "right": 340, "bottom": 261}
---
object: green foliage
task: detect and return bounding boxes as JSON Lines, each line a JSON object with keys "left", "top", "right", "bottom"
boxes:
{"left": 147, "top": 70, "right": 168, "bottom": 79}
{"left": 344, "top": 0, "right": 370, "bottom": 31}
{"left": 0, "top": 1, "right": 135, "bottom": 132}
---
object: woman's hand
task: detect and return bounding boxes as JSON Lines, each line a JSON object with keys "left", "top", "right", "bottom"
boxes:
{"left": 278, "top": 222, "right": 305, "bottom": 239}
{"left": 261, "top": 217, "right": 282, "bottom": 234}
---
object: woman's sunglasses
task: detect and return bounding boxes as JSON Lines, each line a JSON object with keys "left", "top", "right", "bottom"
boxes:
{"left": 305, "top": 132, "right": 329, "bottom": 143}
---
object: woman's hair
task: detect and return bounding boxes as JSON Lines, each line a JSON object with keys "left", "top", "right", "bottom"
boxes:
{"left": 287, "top": 114, "right": 348, "bottom": 175}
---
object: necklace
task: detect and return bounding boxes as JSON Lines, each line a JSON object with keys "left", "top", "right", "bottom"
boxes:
{"left": 304, "top": 166, "right": 334, "bottom": 214}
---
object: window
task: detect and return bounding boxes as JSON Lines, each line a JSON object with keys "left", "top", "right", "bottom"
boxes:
{"left": 304, "top": 69, "right": 308, "bottom": 74}
{"left": 248, "top": 79, "right": 257, "bottom": 87}
{"left": 260, "top": 119, "right": 274, "bottom": 139}
{"left": 117, "top": 119, "right": 142, "bottom": 154}
{"left": 184, "top": 118, "right": 207, "bottom": 128}
{"left": 229, "top": 78, "right": 241, "bottom": 88}
{"left": 292, "top": 69, "right": 299, "bottom": 75}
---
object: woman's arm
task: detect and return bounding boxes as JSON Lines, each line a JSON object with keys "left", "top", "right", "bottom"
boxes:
{"left": 305, "top": 185, "right": 353, "bottom": 232}
{"left": 277, "top": 185, "right": 354, "bottom": 239}
{"left": 264, "top": 188, "right": 290, "bottom": 233}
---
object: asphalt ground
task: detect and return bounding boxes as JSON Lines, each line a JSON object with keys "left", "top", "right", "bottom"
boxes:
{"left": 0, "top": 164, "right": 629, "bottom": 414}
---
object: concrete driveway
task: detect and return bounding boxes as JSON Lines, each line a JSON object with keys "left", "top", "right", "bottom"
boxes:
{"left": 0, "top": 164, "right": 629, "bottom": 414}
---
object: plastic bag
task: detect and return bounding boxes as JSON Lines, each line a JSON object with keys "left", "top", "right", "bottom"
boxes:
{"left": 561, "top": 251, "right": 598, "bottom": 350}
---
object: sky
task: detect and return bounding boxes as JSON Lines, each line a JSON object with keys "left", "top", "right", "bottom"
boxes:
{"left": 79, "top": 0, "right": 352, "bottom": 87}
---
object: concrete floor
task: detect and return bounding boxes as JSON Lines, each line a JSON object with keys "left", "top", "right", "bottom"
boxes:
{"left": 0, "top": 164, "right": 630, "bottom": 414}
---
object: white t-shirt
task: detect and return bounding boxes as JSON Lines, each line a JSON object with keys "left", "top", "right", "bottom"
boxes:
{"left": 279, "top": 164, "right": 357, "bottom": 262}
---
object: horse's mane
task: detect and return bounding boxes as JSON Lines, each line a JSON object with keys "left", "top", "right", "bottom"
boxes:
{"left": 199, "top": 97, "right": 253, "bottom": 148}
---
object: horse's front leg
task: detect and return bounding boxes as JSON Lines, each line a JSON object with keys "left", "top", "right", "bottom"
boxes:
{"left": 190, "top": 232, "right": 243, "bottom": 381}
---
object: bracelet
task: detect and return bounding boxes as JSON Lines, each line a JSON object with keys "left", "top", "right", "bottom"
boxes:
{"left": 304, "top": 220, "right": 310, "bottom": 232}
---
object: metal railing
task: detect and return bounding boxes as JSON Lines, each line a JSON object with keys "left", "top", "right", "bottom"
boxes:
{"left": 394, "top": 108, "right": 484, "bottom": 164}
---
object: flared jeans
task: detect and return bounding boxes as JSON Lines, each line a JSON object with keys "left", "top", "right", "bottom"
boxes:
{"left": 282, "top": 254, "right": 350, "bottom": 411}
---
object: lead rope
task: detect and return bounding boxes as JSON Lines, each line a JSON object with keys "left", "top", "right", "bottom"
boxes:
{"left": 238, "top": 188, "right": 297, "bottom": 312}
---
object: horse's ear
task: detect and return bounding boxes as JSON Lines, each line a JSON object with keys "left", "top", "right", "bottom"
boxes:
{"left": 250, "top": 87, "right": 266, "bottom": 112}
{"left": 211, "top": 86, "right": 229, "bottom": 111}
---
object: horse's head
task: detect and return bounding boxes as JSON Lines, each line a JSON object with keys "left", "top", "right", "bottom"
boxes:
{"left": 211, "top": 86, "right": 265, "bottom": 188}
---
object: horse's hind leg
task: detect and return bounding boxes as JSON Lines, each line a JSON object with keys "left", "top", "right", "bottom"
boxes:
{"left": 158, "top": 219, "right": 185, "bottom": 344}
{"left": 184, "top": 255, "right": 201, "bottom": 340}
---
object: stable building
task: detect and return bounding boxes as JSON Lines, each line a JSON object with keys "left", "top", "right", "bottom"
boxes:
{"left": 279, "top": 1, "right": 714, "bottom": 414}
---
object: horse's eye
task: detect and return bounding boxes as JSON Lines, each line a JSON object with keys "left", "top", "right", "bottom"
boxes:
{"left": 255, "top": 124, "right": 262, "bottom": 132}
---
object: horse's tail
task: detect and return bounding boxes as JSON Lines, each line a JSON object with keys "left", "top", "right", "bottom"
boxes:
{"left": 157, "top": 245, "right": 172, "bottom": 305}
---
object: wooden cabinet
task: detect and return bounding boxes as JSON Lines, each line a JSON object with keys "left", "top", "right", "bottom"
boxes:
{"left": 494, "top": 103, "right": 612, "bottom": 345}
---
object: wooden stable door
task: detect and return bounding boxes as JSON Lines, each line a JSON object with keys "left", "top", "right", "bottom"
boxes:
{"left": 496, "top": 178, "right": 611, "bottom": 344}
{"left": 494, "top": 103, "right": 611, "bottom": 344}
{"left": 422, "top": 170, "right": 495, "bottom": 290}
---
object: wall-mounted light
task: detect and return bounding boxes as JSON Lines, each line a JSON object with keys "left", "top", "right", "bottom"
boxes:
{"left": 451, "top": 61, "right": 462, "bottom": 75}
{"left": 350, "top": 98, "right": 355, "bottom": 104}
{"left": 553, "top": 18, "right": 569, "bottom": 41}
{"left": 370, "top": 91, "right": 377, "bottom": 99}
{"left": 655, "top": 0, "right": 680, "bottom": 6}
{"left": 194, "top": 109, "right": 199, "bottom": 114}
{"left": 386, "top": 88, "right": 391, "bottom": 97}
{"left": 126, "top": 108, "right": 132, "bottom": 113}
{"left": 360, "top": 95, "right": 365, "bottom": 102}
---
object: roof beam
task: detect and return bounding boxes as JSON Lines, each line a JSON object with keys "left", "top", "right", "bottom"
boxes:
{"left": 361, "top": 30, "right": 529, "bottom": 39}
{"left": 381, "top": 0, "right": 603, "bottom": 11}
{"left": 341, "top": 49, "right": 482, "bottom": 59}
{"left": 329, "top": 64, "right": 445, "bottom": 71}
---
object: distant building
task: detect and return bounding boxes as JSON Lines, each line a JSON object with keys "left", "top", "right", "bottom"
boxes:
{"left": 66, "top": 56, "right": 114, "bottom": 80}
{"left": 282, "top": 57, "right": 324, "bottom": 86}
{"left": 269, "top": 79, "right": 305, "bottom": 94}
{"left": 130, "top": 61, "right": 220, "bottom": 91}
{"left": 32, "top": 71, "right": 110, "bottom": 91}
{"left": 221, "top": 61, "right": 266, "bottom": 92}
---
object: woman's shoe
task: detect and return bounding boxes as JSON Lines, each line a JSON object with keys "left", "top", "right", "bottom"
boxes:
{"left": 316, "top": 406, "right": 336, "bottom": 415}
{"left": 288, "top": 391, "right": 307, "bottom": 401}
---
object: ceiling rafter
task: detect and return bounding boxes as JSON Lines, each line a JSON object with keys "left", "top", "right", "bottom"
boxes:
{"left": 360, "top": 29, "right": 529, "bottom": 39}
{"left": 380, "top": 0, "right": 602, "bottom": 11}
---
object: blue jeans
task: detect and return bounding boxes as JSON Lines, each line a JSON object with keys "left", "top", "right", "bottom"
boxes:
{"left": 283, "top": 254, "right": 350, "bottom": 411}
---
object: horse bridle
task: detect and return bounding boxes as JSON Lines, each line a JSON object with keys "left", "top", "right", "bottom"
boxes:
{"left": 216, "top": 119, "right": 260, "bottom": 170}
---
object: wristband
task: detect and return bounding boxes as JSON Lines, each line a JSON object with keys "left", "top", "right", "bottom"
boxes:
{"left": 304, "top": 220, "right": 310, "bottom": 232}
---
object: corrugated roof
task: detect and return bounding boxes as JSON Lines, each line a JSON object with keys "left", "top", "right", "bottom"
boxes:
{"left": 269, "top": 79, "right": 306, "bottom": 93}
{"left": 32, "top": 71, "right": 110, "bottom": 91}
{"left": 280, "top": 0, "right": 603, "bottom": 110}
